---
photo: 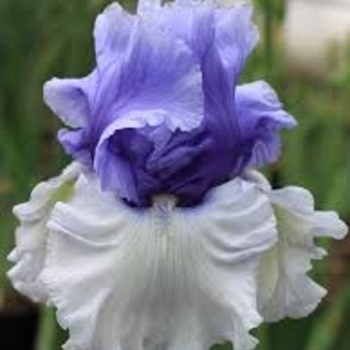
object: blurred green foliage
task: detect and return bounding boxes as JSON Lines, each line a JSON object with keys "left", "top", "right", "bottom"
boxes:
{"left": 0, "top": 0, "right": 349, "bottom": 349}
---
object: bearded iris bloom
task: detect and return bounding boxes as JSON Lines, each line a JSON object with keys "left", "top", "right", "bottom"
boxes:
{"left": 8, "top": 1, "right": 347, "bottom": 350}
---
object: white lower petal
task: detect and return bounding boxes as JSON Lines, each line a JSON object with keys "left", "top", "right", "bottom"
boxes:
{"left": 7, "top": 163, "right": 81, "bottom": 302}
{"left": 40, "top": 174, "right": 277, "bottom": 350}
{"left": 251, "top": 172, "right": 348, "bottom": 322}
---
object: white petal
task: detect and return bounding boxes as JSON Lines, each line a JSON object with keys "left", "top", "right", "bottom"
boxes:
{"left": 7, "top": 163, "right": 81, "bottom": 302}
{"left": 40, "top": 174, "right": 277, "bottom": 350}
{"left": 254, "top": 174, "right": 348, "bottom": 322}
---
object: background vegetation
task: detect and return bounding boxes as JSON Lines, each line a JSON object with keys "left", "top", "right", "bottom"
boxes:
{"left": 0, "top": 0, "right": 349, "bottom": 349}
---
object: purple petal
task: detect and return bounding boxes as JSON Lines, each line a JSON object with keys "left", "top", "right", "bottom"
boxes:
{"left": 94, "top": 3, "right": 134, "bottom": 68}
{"left": 201, "top": 3, "right": 259, "bottom": 135}
{"left": 92, "top": 4, "right": 203, "bottom": 132}
{"left": 95, "top": 122, "right": 242, "bottom": 206}
{"left": 214, "top": 3, "right": 259, "bottom": 84}
{"left": 235, "top": 81, "right": 297, "bottom": 168}
{"left": 44, "top": 0, "right": 296, "bottom": 207}
{"left": 44, "top": 75, "right": 95, "bottom": 128}
{"left": 93, "top": 142, "right": 139, "bottom": 203}
{"left": 58, "top": 129, "right": 93, "bottom": 167}
{"left": 162, "top": 0, "right": 215, "bottom": 59}
{"left": 50, "top": 2, "right": 204, "bottom": 183}
{"left": 190, "top": 2, "right": 259, "bottom": 162}
{"left": 162, "top": 1, "right": 259, "bottom": 127}
{"left": 86, "top": 2, "right": 262, "bottom": 205}
{"left": 95, "top": 128, "right": 159, "bottom": 204}
{"left": 162, "top": 1, "right": 260, "bottom": 175}
{"left": 162, "top": 0, "right": 258, "bottom": 73}
{"left": 137, "top": 0, "right": 161, "bottom": 16}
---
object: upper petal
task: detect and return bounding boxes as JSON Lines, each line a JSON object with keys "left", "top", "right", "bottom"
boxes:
{"left": 162, "top": 0, "right": 258, "bottom": 78}
{"left": 235, "top": 81, "right": 297, "bottom": 168}
{"left": 94, "top": 3, "right": 134, "bottom": 68}
{"left": 44, "top": 0, "right": 273, "bottom": 207}
{"left": 199, "top": 2, "right": 259, "bottom": 165}
{"left": 44, "top": 74, "right": 96, "bottom": 128}
{"left": 91, "top": 4, "right": 203, "bottom": 132}
{"left": 46, "top": 2, "right": 204, "bottom": 175}
{"left": 40, "top": 174, "right": 277, "bottom": 350}
{"left": 137, "top": 0, "right": 161, "bottom": 16}
{"left": 161, "top": 0, "right": 215, "bottom": 60}
{"left": 213, "top": 2, "right": 258, "bottom": 83}
{"left": 92, "top": 17, "right": 204, "bottom": 200}
{"left": 146, "top": 0, "right": 259, "bottom": 144}
{"left": 256, "top": 182, "right": 348, "bottom": 322}
{"left": 7, "top": 163, "right": 81, "bottom": 302}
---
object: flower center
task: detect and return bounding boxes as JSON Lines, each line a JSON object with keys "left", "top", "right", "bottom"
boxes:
{"left": 152, "top": 194, "right": 178, "bottom": 214}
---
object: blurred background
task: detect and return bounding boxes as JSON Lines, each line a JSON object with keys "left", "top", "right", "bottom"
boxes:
{"left": 0, "top": 0, "right": 349, "bottom": 349}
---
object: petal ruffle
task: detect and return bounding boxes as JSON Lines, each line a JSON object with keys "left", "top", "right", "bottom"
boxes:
{"left": 162, "top": 0, "right": 258, "bottom": 78}
{"left": 200, "top": 3, "right": 260, "bottom": 175}
{"left": 140, "top": 0, "right": 259, "bottom": 145}
{"left": 94, "top": 3, "right": 134, "bottom": 68}
{"left": 213, "top": 2, "right": 258, "bottom": 85}
{"left": 235, "top": 81, "right": 297, "bottom": 168}
{"left": 91, "top": 3, "right": 203, "bottom": 133}
{"left": 46, "top": 3, "right": 204, "bottom": 181}
{"left": 41, "top": 174, "right": 277, "bottom": 350}
{"left": 44, "top": 0, "right": 269, "bottom": 205}
{"left": 88, "top": 4, "right": 205, "bottom": 200}
{"left": 161, "top": 0, "right": 215, "bottom": 60}
{"left": 253, "top": 175, "right": 348, "bottom": 322}
{"left": 7, "top": 163, "right": 81, "bottom": 302}
{"left": 44, "top": 74, "right": 96, "bottom": 128}
{"left": 137, "top": 0, "right": 161, "bottom": 17}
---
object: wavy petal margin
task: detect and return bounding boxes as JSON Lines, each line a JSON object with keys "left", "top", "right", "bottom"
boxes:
{"left": 235, "top": 81, "right": 297, "bottom": 168}
{"left": 39, "top": 174, "right": 276, "bottom": 350}
{"left": 249, "top": 171, "right": 348, "bottom": 322}
{"left": 7, "top": 163, "right": 81, "bottom": 302}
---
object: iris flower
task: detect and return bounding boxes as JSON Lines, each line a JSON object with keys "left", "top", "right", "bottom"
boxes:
{"left": 8, "top": 1, "right": 347, "bottom": 350}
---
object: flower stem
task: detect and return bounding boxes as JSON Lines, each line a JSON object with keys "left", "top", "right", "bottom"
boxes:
{"left": 35, "top": 307, "right": 65, "bottom": 350}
